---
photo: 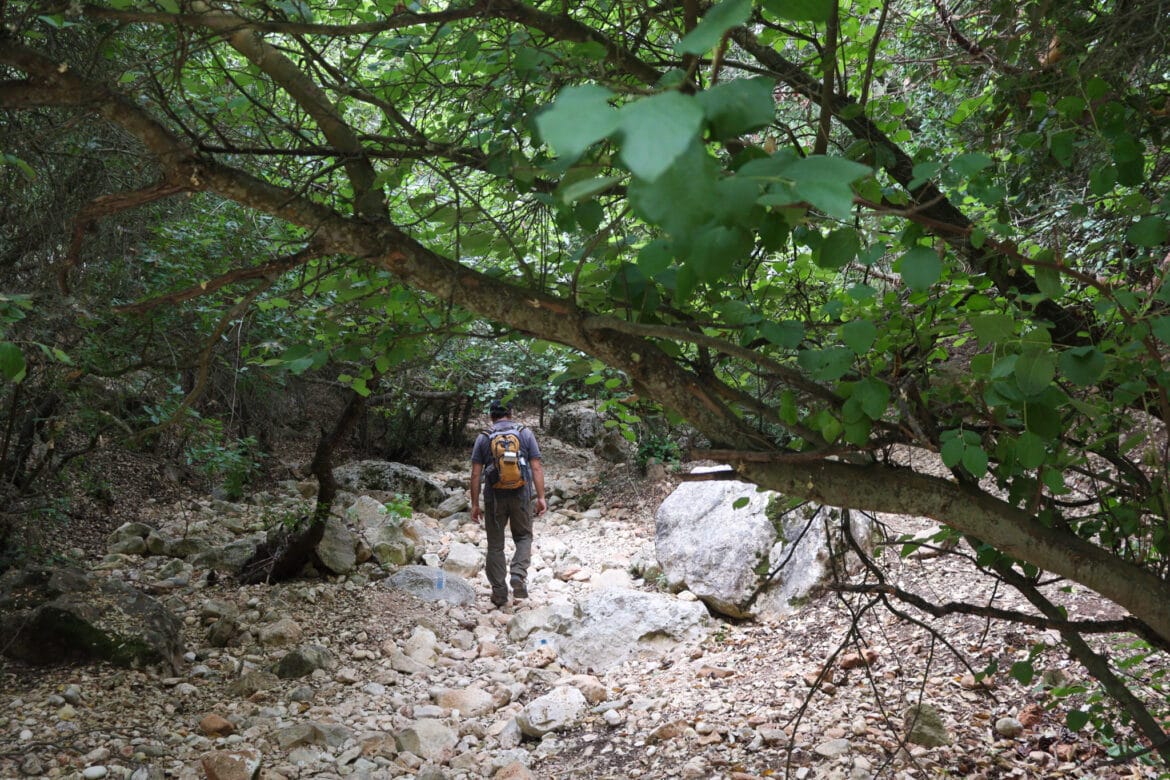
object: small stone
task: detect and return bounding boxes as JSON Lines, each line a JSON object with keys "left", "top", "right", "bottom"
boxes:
{"left": 199, "top": 714, "right": 236, "bottom": 737}
{"left": 814, "top": 738, "right": 851, "bottom": 758}
{"left": 603, "top": 709, "right": 623, "bottom": 726}
{"left": 646, "top": 718, "right": 688, "bottom": 743}
{"left": 82, "top": 768, "right": 108, "bottom": 780}
{"left": 995, "top": 717, "right": 1024, "bottom": 738}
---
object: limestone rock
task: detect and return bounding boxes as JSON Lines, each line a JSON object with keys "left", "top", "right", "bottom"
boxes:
{"left": 556, "top": 587, "right": 709, "bottom": 673}
{"left": 904, "top": 703, "right": 953, "bottom": 747}
{"left": 655, "top": 468, "right": 876, "bottom": 619}
{"left": 516, "top": 686, "right": 588, "bottom": 737}
{"left": 0, "top": 567, "right": 183, "bottom": 671}
{"left": 394, "top": 718, "right": 457, "bottom": 760}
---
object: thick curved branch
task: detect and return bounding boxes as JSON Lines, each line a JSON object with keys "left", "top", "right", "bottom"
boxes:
{"left": 736, "top": 457, "right": 1170, "bottom": 646}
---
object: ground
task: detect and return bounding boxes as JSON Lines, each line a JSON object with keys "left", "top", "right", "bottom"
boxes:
{"left": 0, "top": 428, "right": 1167, "bottom": 779}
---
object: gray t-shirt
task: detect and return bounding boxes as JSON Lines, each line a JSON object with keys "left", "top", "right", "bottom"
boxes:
{"left": 472, "top": 421, "right": 541, "bottom": 497}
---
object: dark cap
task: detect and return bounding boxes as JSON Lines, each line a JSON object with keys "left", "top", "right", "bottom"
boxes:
{"left": 489, "top": 400, "right": 511, "bottom": 419}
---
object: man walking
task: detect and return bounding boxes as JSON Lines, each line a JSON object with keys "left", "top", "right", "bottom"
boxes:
{"left": 470, "top": 400, "right": 547, "bottom": 607}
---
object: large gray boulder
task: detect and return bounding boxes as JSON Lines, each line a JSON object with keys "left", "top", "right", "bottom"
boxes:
{"left": 547, "top": 400, "right": 605, "bottom": 448}
{"left": 556, "top": 587, "right": 710, "bottom": 673}
{"left": 333, "top": 461, "right": 446, "bottom": 510}
{"left": 0, "top": 567, "right": 183, "bottom": 671}
{"left": 655, "top": 467, "right": 875, "bottom": 620}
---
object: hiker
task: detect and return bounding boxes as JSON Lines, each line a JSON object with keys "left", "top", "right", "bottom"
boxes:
{"left": 469, "top": 399, "right": 547, "bottom": 607}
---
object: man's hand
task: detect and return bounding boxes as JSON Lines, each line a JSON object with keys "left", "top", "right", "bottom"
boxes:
{"left": 534, "top": 497, "right": 548, "bottom": 517}
{"left": 471, "top": 505, "right": 482, "bottom": 524}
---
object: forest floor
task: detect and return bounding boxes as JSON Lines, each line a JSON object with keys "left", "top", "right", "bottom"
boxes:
{"left": 1, "top": 429, "right": 1168, "bottom": 779}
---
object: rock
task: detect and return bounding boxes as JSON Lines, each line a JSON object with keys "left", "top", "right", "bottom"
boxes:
{"left": 0, "top": 567, "right": 183, "bottom": 671}
{"left": 432, "top": 493, "right": 469, "bottom": 519}
{"left": 903, "top": 703, "right": 952, "bottom": 747}
{"left": 594, "top": 428, "right": 633, "bottom": 463}
{"left": 442, "top": 541, "right": 484, "bottom": 578}
{"left": 404, "top": 625, "right": 438, "bottom": 665}
{"left": 314, "top": 516, "right": 356, "bottom": 574}
{"left": 387, "top": 565, "right": 474, "bottom": 606}
{"left": 555, "top": 673, "right": 606, "bottom": 704}
{"left": 814, "top": 738, "right": 851, "bottom": 758}
{"left": 646, "top": 718, "right": 688, "bottom": 743}
{"left": 200, "top": 748, "right": 262, "bottom": 780}
{"left": 432, "top": 686, "right": 497, "bottom": 717}
{"left": 256, "top": 616, "right": 302, "bottom": 646}
{"left": 506, "top": 603, "right": 575, "bottom": 643}
{"left": 516, "top": 686, "right": 588, "bottom": 737}
{"left": 839, "top": 649, "right": 878, "bottom": 669}
{"left": 655, "top": 471, "right": 875, "bottom": 619}
{"left": 198, "top": 713, "right": 236, "bottom": 737}
{"left": 273, "top": 644, "right": 336, "bottom": 679}
{"left": 556, "top": 587, "right": 710, "bottom": 673}
{"left": 394, "top": 718, "right": 457, "bottom": 760}
{"left": 494, "top": 761, "right": 535, "bottom": 780}
{"left": 228, "top": 670, "right": 279, "bottom": 698}
{"left": 995, "top": 716, "right": 1025, "bottom": 738}
{"left": 334, "top": 461, "right": 447, "bottom": 510}
{"left": 547, "top": 401, "right": 605, "bottom": 448}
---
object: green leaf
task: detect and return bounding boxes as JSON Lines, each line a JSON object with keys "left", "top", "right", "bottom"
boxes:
{"left": 898, "top": 247, "right": 941, "bottom": 291}
{"left": 762, "top": 0, "right": 833, "bottom": 22}
{"left": 797, "top": 346, "right": 854, "bottom": 381}
{"left": 676, "top": 0, "right": 751, "bottom": 55}
{"left": 816, "top": 228, "right": 859, "bottom": 270}
{"left": 618, "top": 92, "right": 705, "bottom": 181}
{"left": 840, "top": 319, "right": 877, "bottom": 354}
{"left": 1015, "top": 431, "right": 1048, "bottom": 469}
{"left": 1010, "top": 661, "right": 1035, "bottom": 685}
{"left": 0, "top": 342, "right": 26, "bottom": 383}
{"left": 1034, "top": 264, "right": 1064, "bottom": 299}
{"left": 1150, "top": 317, "right": 1170, "bottom": 346}
{"left": 940, "top": 437, "right": 964, "bottom": 469}
{"left": 1127, "top": 216, "right": 1168, "bottom": 248}
{"left": 687, "top": 225, "right": 752, "bottom": 282}
{"left": 1058, "top": 346, "right": 1106, "bottom": 386}
{"left": 962, "top": 445, "right": 989, "bottom": 477}
{"left": 970, "top": 313, "right": 1015, "bottom": 345}
{"left": 761, "top": 320, "right": 804, "bottom": 348}
{"left": 559, "top": 175, "right": 622, "bottom": 204}
{"left": 950, "top": 153, "right": 992, "bottom": 178}
{"left": 696, "top": 77, "right": 776, "bottom": 140}
{"left": 732, "top": 496, "right": 750, "bottom": 509}
{"left": 786, "top": 156, "right": 870, "bottom": 219}
{"left": 852, "top": 378, "right": 890, "bottom": 420}
{"left": 536, "top": 85, "right": 618, "bottom": 163}
{"left": 1065, "top": 710, "right": 1090, "bottom": 731}
{"left": 1014, "top": 349, "right": 1056, "bottom": 396}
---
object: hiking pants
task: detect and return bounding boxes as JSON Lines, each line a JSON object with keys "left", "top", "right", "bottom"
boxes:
{"left": 484, "top": 488, "right": 532, "bottom": 597}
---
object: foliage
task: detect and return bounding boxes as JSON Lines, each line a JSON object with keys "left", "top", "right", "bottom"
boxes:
{"left": 3, "top": 0, "right": 1170, "bottom": 763}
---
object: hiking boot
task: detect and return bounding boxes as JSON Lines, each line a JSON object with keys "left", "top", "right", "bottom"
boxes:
{"left": 510, "top": 580, "right": 528, "bottom": 600}
{"left": 491, "top": 589, "right": 510, "bottom": 608}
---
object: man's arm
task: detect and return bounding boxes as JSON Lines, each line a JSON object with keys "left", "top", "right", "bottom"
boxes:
{"left": 470, "top": 461, "right": 484, "bottom": 523}
{"left": 530, "top": 459, "right": 548, "bottom": 517}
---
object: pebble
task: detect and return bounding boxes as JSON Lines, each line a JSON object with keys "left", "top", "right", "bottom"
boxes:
{"left": 995, "top": 717, "right": 1025, "bottom": 738}
{"left": 82, "top": 767, "right": 108, "bottom": 779}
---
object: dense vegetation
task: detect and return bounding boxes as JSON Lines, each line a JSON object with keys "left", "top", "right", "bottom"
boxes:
{"left": 2, "top": 0, "right": 1168, "bottom": 766}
